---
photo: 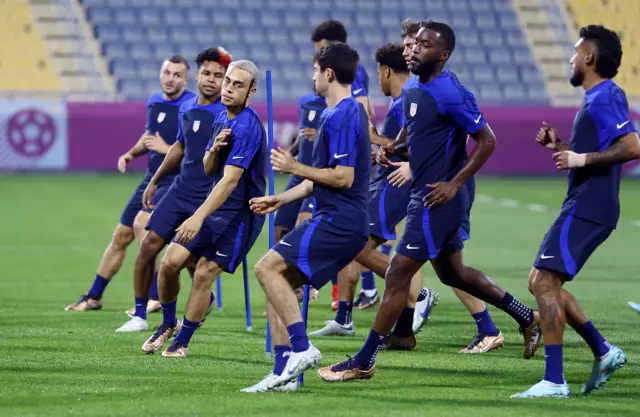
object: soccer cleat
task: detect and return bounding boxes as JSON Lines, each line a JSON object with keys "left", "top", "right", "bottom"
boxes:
{"left": 65, "top": 295, "right": 102, "bottom": 311}
{"left": 240, "top": 373, "right": 298, "bottom": 393}
{"left": 412, "top": 288, "right": 439, "bottom": 334}
{"left": 520, "top": 312, "right": 542, "bottom": 359}
{"left": 317, "top": 356, "right": 375, "bottom": 382}
{"left": 511, "top": 380, "right": 571, "bottom": 399}
{"left": 309, "top": 320, "right": 355, "bottom": 337}
{"left": 161, "top": 340, "right": 188, "bottom": 357}
{"left": 141, "top": 322, "right": 180, "bottom": 354}
{"left": 380, "top": 333, "right": 416, "bottom": 351}
{"left": 267, "top": 344, "right": 322, "bottom": 389}
{"left": 126, "top": 299, "right": 162, "bottom": 317}
{"left": 331, "top": 284, "right": 339, "bottom": 310}
{"left": 115, "top": 316, "right": 149, "bottom": 333}
{"left": 353, "top": 291, "right": 379, "bottom": 310}
{"left": 628, "top": 301, "right": 640, "bottom": 314}
{"left": 459, "top": 331, "right": 504, "bottom": 354}
{"left": 582, "top": 345, "right": 627, "bottom": 395}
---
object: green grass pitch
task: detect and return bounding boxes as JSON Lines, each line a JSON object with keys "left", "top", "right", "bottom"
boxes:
{"left": 1, "top": 173, "right": 639, "bottom": 416}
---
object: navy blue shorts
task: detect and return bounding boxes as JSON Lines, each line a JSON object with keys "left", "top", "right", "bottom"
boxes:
{"left": 119, "top": 176, "right": 170, "bottom": 228}
{"left": 145, "top": 186, "right": 204, "bottom": 243}
{"left": 273, "top": 214, "right": 368, "bottom": 290}
{"left": 533, "top": 210, "right": 612, "bottom": 280}
{"left": 395, "top": 202, "right": 465, "bottom": 261}
{"left": 368, "top": 183, "right": 409, "bottom": 241}
{"left": 178, "top": 211, "right": 264, "bottom": 274}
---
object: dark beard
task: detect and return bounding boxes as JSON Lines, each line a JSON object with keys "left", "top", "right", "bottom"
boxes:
{"left": 410, "top": 59, "right": 439, "bottom": 80}
{"left": 570, "top": 69, "right": 584, "bottom": 87}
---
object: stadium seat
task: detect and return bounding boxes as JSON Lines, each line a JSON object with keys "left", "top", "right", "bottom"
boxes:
{"left": 0, "top": 0, "right": 61, "bottom": 92}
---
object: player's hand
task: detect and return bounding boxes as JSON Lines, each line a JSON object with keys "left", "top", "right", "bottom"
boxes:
{"left": 376, "top": 143, "right": 394, "bottom": 167}
{"left": 552, "top": 150, "right": 585, "bottom": 170}
{"left": 536, "top": 122, "right": 560, "bottom": 150}
{"left": 300, "top": 128, "right": 317, "bottom": 141}
{"left": 175, "top": 215, "right": 204, "bottom": 245}
{"left": 117, "top": 152, "right": 133, "bottom": 173}
{"left": 211, "top": 129, "right": 231, "bottom": 152}
{"left": 424, "top": 181, "right": 460, "bottom": 208}
{"left": 387, "top": 161, "right": 411, "bottom": 187}
{"left": 142, "top": 182, "right": 157, "bottom": 210}
{"left": 271, "top": 148, "right": 297, "bottom": 174}
{"left": 249, "top": 195, "right": 283, "bottom": 215}
{"left": 144, "top": 132, "right": 170, "bottom": 154}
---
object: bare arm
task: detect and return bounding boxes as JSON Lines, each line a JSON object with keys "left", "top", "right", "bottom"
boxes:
{"left": 451, "top": 124, "right": 496, "bottom": 188}
{"left": 278, "top": 179, "right": 314, "bottom": 205}
{"left": 356, "top": 96, "right": 375, "bottom": 120}
{"left": 291, "top": 163, "right": 354, "bottom": 189}
{"left": 290, "top": 135, "right": 302, "bottom": 157}
{"left": 128, "top": 132, "right": 150, "bottom": 158}
{"left": 370, "top": 130, "right": 394, "bottom": 147}
{"left": 149, "top": 141, "right": 184, "bottom": 184}
{"left": 191, "top": 165, "right": 243, "bottom": 220}
{"left": 203, "top": 149, "right": 223, "bottom": 175}
{"left": 585, "top": 133, "right": 640, "bottom": 166}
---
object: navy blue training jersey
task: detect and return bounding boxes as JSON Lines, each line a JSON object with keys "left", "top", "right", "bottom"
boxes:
{"left": 173, "top": 96, "right": 226, "bottom": 200}
{"left": 297, "top": 93, "right": 328, "bottom": 167}
{"left": 562, "top": 79, "right": 635, "bottom": 229}
{"left": 145, "top": 90, "right": 196, "bottom": 177}
{"left": 370, "top": 93, "right": 405, "bottom": 191}
{"left": 206, "top": 106, "right": 268, "bottom": 214}
{"left": 312, "top": 97, "right": 371, "bottom": 235}
{"left": 351, "top": 64, "right": 369, "bottom": 99}
{"left": 402, "top": 71, "right": 486, "bottom": 211}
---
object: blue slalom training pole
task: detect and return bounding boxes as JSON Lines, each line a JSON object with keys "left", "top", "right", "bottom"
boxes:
{"left": 216, "top": 276, "right": 222, "bottom": 311}
{"left": 243, "top": 259, "right": 252, "bottom": 332}
{"left": 298, "top": 284, "right": 310, "bottom": 386}
{"left": 265, "top": 70, "right": 275, "bottom": 359}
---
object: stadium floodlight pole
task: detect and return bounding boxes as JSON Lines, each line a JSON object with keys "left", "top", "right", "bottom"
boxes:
{"left": 265, "top": 70, "right": 274, "bottom": 359}
{"left": 243, "top": 259, "right": 252, "bottom": 332}
{"left": 216, "top": 276, "right": 222, "bottom": 311}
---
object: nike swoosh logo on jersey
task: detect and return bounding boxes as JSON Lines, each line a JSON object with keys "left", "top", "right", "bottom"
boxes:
{"left": 617, "top": 121, "right": 630, "bottom": 129}
{"left": 279, "top": 241, "right": 292, "bottom": 247}
{"left": 353, "top": 88, "right": 363, "bottom": 95}
{"left": 232, "top": 156, "right": 245, "bottom": 159}
{"left": 474, "top": 115, "right": 482, "bottom": 123}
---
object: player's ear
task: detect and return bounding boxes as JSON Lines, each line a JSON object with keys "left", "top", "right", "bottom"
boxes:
{"left": 440, "top": 50, "right": 450, "bottom": 62}
{"left": 585, "top": 51, "right": 595, "bottom": 68}
{"left": 326, "top": 68, "right": 336, "bottom": 83}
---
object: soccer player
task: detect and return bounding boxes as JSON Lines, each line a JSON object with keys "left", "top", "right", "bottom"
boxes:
{"left": 318, "top": 21, "right": 542, "bottom": 383}
{"left": 115, "top": 47, "right": 231, "bottom": 333}
{"left": 308, "top": 43, "right": 438, "bottom": 347}
{"left": 65, "top": 56, "right": 194, "bottom": 313}
{"left": 141, "top": 60, "right": 267, "bottom": 357}
{"left": 512, "top": 25, "right": 637, "bottom": 399}
{"left": 312, "top": 19, "right": 373, "bottom": 309}
{"left": 244, "top": 43, "right": 370, "bottom": 392}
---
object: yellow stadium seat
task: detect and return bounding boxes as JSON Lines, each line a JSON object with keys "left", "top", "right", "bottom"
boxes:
{"left": 564, "top": 0, "right": 640, "bottom": 96}
{"left": 0, "top": 0, "right": 61, "bottom": 92}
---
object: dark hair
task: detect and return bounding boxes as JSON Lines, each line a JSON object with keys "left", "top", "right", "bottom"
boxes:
{"left": 401, "top": 19, "right": 427, "bottom": 39}
{"left": 166, "top": 55, "right": 189, "bottom": 71}
{"left": 311, "top": 20, "right": 348, "bottom": 43}
{"left": 375, "top": 43, "right": 408, "bottom": 73}
{"left": 420, "top": 20, "right": 456, "bottom": 55}
{"left": 579, "top": 25, "right": 622, "bottom": 79}
{"left": 195, "top": 47, "right": 233, "bottom": 69}
{"left": 314, "top": 43, "right": 359, "bottom": 85}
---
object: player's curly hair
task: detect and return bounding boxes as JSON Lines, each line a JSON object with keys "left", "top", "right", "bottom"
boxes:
{"left": 420, "top": 20, "right": 456, "bottom": 55}
{"left": 311, "top": 20, "right": 348, "bottom": 43}
{"left": 195, "top": 47, "right": 233, "bottom": 69}
{"left": 400, "top": 19, "right": 427, "bottom": 39}
{"left": 314, "top": 43, "right": 359, "bottom": 85}
{"left": 375, "top": 43, "right": 408, "bottom": 73}
{"left": 579, "top": 25, "right": 622, "bottom": 79}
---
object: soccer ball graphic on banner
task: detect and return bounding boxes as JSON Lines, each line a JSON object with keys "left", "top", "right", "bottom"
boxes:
{"left": 6, "top": 108, "right": 57, "bottom": 158}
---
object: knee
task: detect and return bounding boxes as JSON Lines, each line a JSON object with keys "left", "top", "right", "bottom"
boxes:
{"left": 527, "top": 268, "right": 536, "bottom": 295}
{"left": 113, "top": 225, "right": 134, "bottom": 248}
{"left": 193, "top": 261, "right": 218, "bottom": 290}
{"left": 530, "top": 270, "right": 560, "bottom": 297}
{"left": 139, "top": 232, "right": 163, "bottom": 259}
{"left": 160, "top": 252, "right": 182, "bottom": 277}
{"left": 132, "top": 212, "right": 149, "bottom": 238}
{"left": 254, "top": 257, "right": 270, "bottom": 284}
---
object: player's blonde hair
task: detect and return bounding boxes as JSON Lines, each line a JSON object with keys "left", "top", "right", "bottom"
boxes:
{"left": 228, "top": 60, "right": 260, "bottom": 89}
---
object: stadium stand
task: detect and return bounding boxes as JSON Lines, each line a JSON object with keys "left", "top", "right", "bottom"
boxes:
{"left": 0, "top": 0, "right": 61, "bottom": 93}
{"left": 79, "top": 0, "right": 550, "bottom": 104}
{"left": 564, "top": 0, "right": 640, "bottom": 97}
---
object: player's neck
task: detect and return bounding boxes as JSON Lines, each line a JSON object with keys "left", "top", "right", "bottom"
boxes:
{"left": 197, "top": 93, "right": 220, "bottom": 106}
{"left": 390, "top": 75, "right": 409, "bottom": 99}
{"left": 418, "top": 67, "right": 444, "bottom": 84}
{"left": 581, "top": 73, "right": 608, "bottom": 93}
{"left": 225, "top": 106, "right": 245, "bottom": 120}
{"left": 164, "top": 88, "right": 184, "bottom": 102}
{"left": 325, "top": 84, "right": 351, "bottom": 109}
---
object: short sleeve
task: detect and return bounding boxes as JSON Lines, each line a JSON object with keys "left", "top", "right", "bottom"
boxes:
{"left": 441, "top": 88, "right": 486, "bottom": 135}
{"left": 391, "top": 101, "right": 404, "bottom": 130}
{"left": 326, "top": 114, "right": 359, "bottom": 167}
{"left": 226, "top": 117, "right": 263, "bottom": 170}
{"left": 176, "top": 111, "right": 185, "bottom": 144}
{"left": 144, "top": 95, "right": 155, "bottom": 131}
{"left": 589, "top": 89, "right": 635, "bottom": 150}
{"left": 351, "top": 66, "right": 368, "bottom": 98}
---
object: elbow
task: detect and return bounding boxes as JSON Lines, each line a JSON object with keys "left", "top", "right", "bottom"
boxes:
{"left": 203, "top": 163, "right": 215, "bottom": 176}
{"left": 336, "top": 174, "right": 354, "bottom": 189}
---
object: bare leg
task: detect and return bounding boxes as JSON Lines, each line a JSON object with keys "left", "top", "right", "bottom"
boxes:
{"left": 96, "top": 224, "right": 135, "bottom": 279}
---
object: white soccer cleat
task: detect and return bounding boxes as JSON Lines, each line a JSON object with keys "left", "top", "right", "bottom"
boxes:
{"left": 511, "top": 380, "right": 571, "bottom": 399}
{"left": 309, "top": 320, "right": 355, "bottom": 337}
{"left": 115, "top": 316, "right": 149, "bottom": 333}
{"left": 241, "top": 373, "right": 298, "bottom": 393}
{"left": 267, "top": 344, "right": 322, "bottom": 389}
{"left": 413, "top": 289, "right": 439, "bottom": 334}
